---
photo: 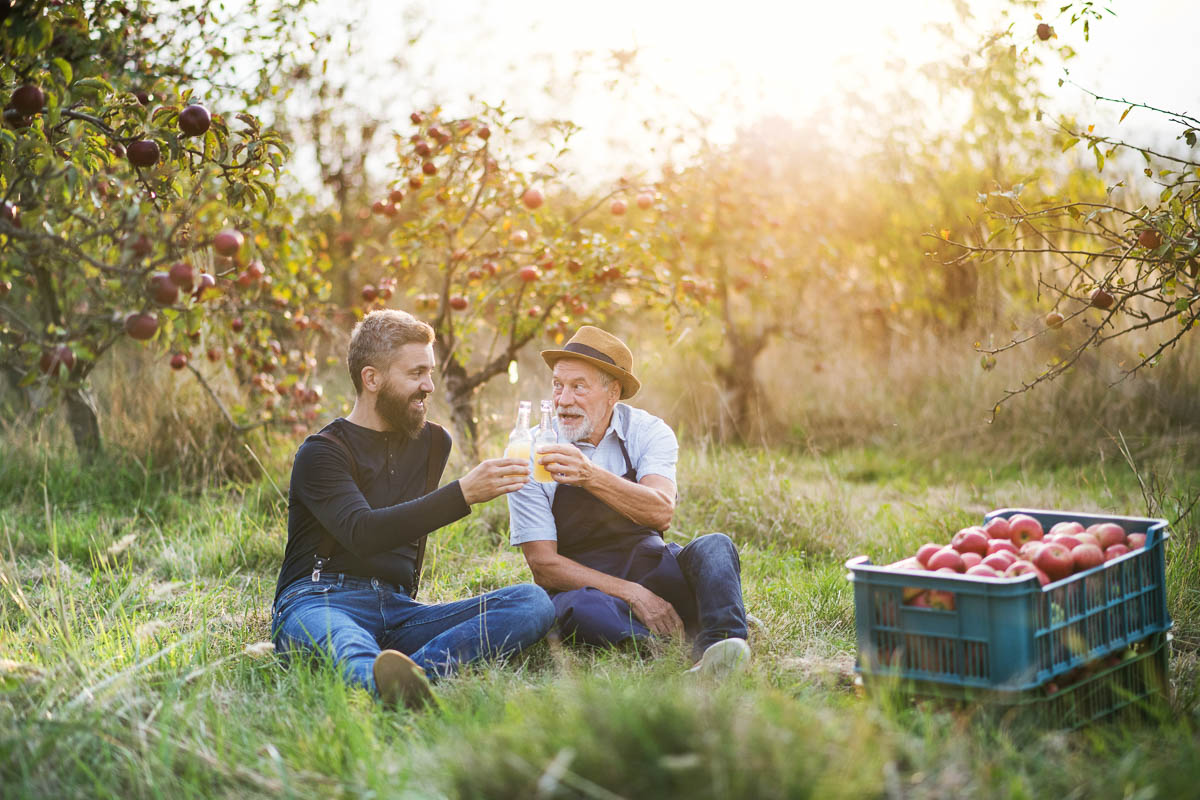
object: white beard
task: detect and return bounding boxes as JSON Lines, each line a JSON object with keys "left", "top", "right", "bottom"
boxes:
{"left": 555, "top": 404, "right": 593, "bottom": 443}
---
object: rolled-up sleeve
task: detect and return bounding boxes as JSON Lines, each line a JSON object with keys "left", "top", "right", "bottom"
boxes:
{"left": 507, "top": 480, "right": 558, "bottom": 545}
{"left": 634, "top": 417, "right": 678, "bottom": 484}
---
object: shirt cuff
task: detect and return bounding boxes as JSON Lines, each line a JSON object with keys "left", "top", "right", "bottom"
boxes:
{"left": 509, "top": 526, "right": 559, "bottom": 546}
{"left": 445, "top": 479, "right": 470, "bottom": 517}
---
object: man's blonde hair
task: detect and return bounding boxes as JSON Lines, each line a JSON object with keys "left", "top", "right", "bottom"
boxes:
{"left": 347, "top": 309, "right": 434, "bottom": 394}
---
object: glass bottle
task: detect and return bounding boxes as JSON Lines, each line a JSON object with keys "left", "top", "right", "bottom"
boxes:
{"left": 532, "top": 399, "right": 558, "bottom": 483}
{"left": 504, "top": 401, "right": 533, "bottom": 466}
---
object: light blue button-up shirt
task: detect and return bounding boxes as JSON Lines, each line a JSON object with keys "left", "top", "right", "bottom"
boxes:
{"left": 507, "top": 402, "right": 679, "bottom": 545}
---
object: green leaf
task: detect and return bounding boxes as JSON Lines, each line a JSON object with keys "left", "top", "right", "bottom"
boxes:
{"left": 1093, "top": 146, "right": 1104, "bottom": 172}
{"left": 1160, "top": 187, "right": 1173, "bottom": 203}
{"left": 51, "top": 58, "right": 73, "bottom": 87}
{"left": 1186, "top": 130, "right": 1197, "bottom": 147}
{"left": 1061, "top": 137, "right": 1080, "bottom": 152}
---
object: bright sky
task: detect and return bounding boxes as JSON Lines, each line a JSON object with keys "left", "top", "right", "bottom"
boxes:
{"left": 297, "top": 0, "right": 1197, "bottom": 181}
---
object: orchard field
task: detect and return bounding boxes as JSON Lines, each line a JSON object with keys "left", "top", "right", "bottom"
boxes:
{"left": 3, "top": 1, "right": 1200, "bottom": 798}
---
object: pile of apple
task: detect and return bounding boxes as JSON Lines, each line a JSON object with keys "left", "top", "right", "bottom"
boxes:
{"left": 893, "top": 514, "right": 1147, "bottom": 587}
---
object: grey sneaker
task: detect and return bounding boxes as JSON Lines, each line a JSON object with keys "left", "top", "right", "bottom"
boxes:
{"left": 686, "top": 637, "right": 751, "bottom": 679}
{"left": 373, "top": 649, "right": 436, "bottom": 710}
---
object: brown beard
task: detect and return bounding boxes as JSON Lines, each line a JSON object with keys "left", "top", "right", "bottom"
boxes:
{"left": 377, "top": 379, "right": 427, "bottom": 439}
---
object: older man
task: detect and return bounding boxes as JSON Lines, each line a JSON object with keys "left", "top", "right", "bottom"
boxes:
{"left": 506, "top": 326, "right": 750, "bottom": 675}
{"left": 273, "top": 309, "right": 555, "bottom": 709}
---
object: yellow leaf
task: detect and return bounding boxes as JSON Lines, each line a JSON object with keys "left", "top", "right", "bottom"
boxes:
{"left": 1087, "top": 124, "right": 1095, "bottom": 133}
{"left": 940, "top": 229, "right": 951, "bottom": 240}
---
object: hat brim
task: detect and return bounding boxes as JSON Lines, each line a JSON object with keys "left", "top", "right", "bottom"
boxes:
{"left": 541, "top": 349, "right": 641, "bottom": 400}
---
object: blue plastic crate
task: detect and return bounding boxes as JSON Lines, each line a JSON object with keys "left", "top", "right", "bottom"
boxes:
{"left": 845, "top": 508, "right": 1171, "bottom": 690}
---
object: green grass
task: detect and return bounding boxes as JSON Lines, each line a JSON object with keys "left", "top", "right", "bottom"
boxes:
{"left": 1, "top": 438, "right": 1198, "bottom": 799}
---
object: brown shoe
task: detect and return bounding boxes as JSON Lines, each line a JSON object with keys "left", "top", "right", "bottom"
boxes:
{"left": 373, "top": 649, "right": 436, "bottom": 710}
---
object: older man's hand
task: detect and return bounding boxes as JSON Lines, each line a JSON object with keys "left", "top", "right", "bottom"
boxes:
{"left": 625, "top": 584, "right": 684, "bottom": 637}
{"left": 535, "top": 444, "right": 596, "bottom": 487}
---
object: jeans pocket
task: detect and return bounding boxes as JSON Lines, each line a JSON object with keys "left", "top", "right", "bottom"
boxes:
{"left": 275, "top": 582, "right": 334, "bottom": 615}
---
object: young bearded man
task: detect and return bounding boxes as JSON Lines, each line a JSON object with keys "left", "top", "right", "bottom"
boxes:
{"left": 506, "top": 326, "right": 750, "bottom": 676}
{"left": 272, "top": 309, "right": 554, "bottom": 708}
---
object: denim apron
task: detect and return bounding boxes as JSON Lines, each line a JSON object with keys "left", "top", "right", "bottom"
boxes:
{"left": 548, "top": 437, "right": 698, "bottom": 645}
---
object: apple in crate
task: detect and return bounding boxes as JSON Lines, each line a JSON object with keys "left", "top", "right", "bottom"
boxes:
{"left": 987, "top": 538, "right": 1018, "bottom": 556}
{"left": 960, "top": 552, "right": 983, "bottom": 569}
{"left": 890, "top": 557, "right": 925, "bottom": 571}
{"left": 916, "top": 543, "right": 942, "bottom": 568}
{"left": 966, "top": 564, "right": 1000, "bottom": 578}
{"left": 1071, "top": 543, "right": 1105, "bottom": 572}
{"left": 982, "top": 551, "right": 1017, "bottom": 571}
{"left": 1075, "top": 532, "right": 1100, "bottom": 548}
{"left": 951, "top": 526, "right": 989, "bottom": 556}
{"left": 1005, "top": 560, "right": 1050, "bottom": 586}
{"left": 1048, "top": 521, "right": 1085, "bottom": 537}
{"left": 928, "top": 547, "right": 966, "bottom": 573}
{"left": 983, "top": 517, "right": 1011, "bottom": 540}
{"left": 926, "top": 588, "right": 956, "bottom": 610}
{"left": 1019, "top": 540, "right": 1044, "bottom": 560}
{"left": 1050, "top": 534, "right": 1082, "bottom": 550}
{"left": 1008, "top": 514, "right": 1044, "bottom": 546}
{"left": 1034, "top": 543, "right": 1074, "bottom": 582}
{"left": 1089, "top": 523, "right": 1126, "bottom": 549}
{"left": 1126, "top": 533, "right": 1146, "bottom": 550}
{"left": 1105, "top": 543, "right": 1131, "bottom": 561}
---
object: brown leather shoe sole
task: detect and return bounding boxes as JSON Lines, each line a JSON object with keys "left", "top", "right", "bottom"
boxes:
{"left": 373, "top": 649, "right": 436, "bottom": 710}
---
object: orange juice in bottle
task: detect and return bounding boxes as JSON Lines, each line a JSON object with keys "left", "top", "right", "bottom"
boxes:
{"left": 504, "top": 401, "right": 533, "bottom": 464}
{"left": 532, "top": 400, "right": 557, "bottom": 482}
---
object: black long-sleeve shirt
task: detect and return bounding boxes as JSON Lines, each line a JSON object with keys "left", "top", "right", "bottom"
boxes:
{"left": 274, "top": 418, "right": 470, "bottom": 603}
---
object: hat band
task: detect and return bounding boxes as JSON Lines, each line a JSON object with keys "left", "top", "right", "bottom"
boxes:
{"left": 562, "top": 341, "right": 618, "bottom": 367}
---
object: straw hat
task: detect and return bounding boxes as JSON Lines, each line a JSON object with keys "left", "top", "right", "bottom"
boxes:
{"left": 541, "top": 326, "right": 641, "bottom": 399}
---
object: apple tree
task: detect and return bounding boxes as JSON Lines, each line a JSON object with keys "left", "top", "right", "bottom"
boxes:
{"left": 347, "top": 107, "right": 675, "bottom": 456}
{"left": 0, "top": 1, "right": 329, "bottom": 460}
{"left": 938, "top": 6, "right": 1199, "bottom": 414}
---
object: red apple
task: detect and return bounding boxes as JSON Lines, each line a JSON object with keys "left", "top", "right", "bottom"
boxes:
{"left": 951, "top": 527, "right": 989, "bottom": 556}
{"left": 636, "top": 192, "right": 654, "bottom": 209}
{"left": 230, "top": 317, "right": 244, "bottom": 332}
{"left": 39, "top": 345, "right": 76, "bottom": 375}
{"left": 610, "top": 198, "right": 627, "bottom": 215}
{"left": 1089, "top": 287, "right": 1115, "bottom": 309}
{"left": 511, "top": 229, "right": 530, "bottom": 246}
{"left": 389, "top": 188, "right": 405, "bottom": 204}
{"left": 0, "top": 201, "right": 18, "bottom": 228}
{"left": 987, "top": 538, "right": 1018, "bottom": 556}
{"left": 1045, "top": 311, "right": 1065, "bottom": 329}
{"left": 123, "top": 311, "right": 159, "bottom": 340}
{"left": 915, "top": 543, "right": 941, "bottom": 568}
{"left": 169, "top": 353, "right": 188, "bottom": 370}
{"left": 1051, "top": 535, "right": 1082, "bottom": 551}
{"left": 10, "top": 85, "right": 45, "bottom": 116}
{"left": 178, "top": 104, "right": 211, "bottom": 137}
{"left": 1126, "top": 532, "right": 1146, "bottom": 550}
{"left": 213, "top": 228, "right": 244, "bottom": 257}
{"left": 1036, "top": 23, "right": 1053, "bottom": 40}
{"left": 481, "top": 260, "right": 499, "bottom": 276}
{"left": 1071, "top": 543, "right": 1105, "bottom": 572}
{"left": 983, "top": 517, "right": 1011, "bottom": 540}
{"left": 476, "top": 125, "right": 490, "bottom": 140}
{"left": 960, "top": 552, "right": 983, "bottom": 569}
{"left": 361, "top": 284, "right": 378, "bottom": 302}
{"left": 889, "top": 557, "right": 925, "bottom": 571}
{"left": 148, "top": 272, "right": 178, "bottom": 305}
{"left": 1088, "top": 523, "right": 1126, "bottom": 549}
{"left": 127, "top": 139, "right": 160, "bottom": 167}
{"left": 1074, "top": 532, "right": 1099, "bottom": 549}
{"left": 0, "top": 280, "right": 11, "bottom": 298}
{"left": 1034, "top": 543, "right": 1073, "bottom": 582}
{"left": 1005, "top": 560, "right": 1050, "bottom": 586}
{"left": 1138, "top": 229, "right": 1162, "bottom": 249}
{"left": 927, "top": 588, "right": 956, "bottom": 610}
{"left": 206, "top": 347, "right": 222, "bottom": 362}
{"left": 1048, "top": 521, "right": 1085, "bottom": 537}
{"left": 522, "top": 188, "right": 544, "bottom": 210}
{"left": 193, "top": 272, "right": 216, "bottom": 299}
{"left": 448, "top": 295, "right": 468, "bottom": 311}
{"left": 168, "top": 261, "right": 195, "bottom": 291}
{"left": 982, "top": 551, "right": 1017, "bottom": 571}
{"left": 1019, "top": 540, "right": 1045, "bottom": 561}
{"left": 1105, "top": 544, "right": 1130, "bottom": 561}
{"left": 518, "top": 266, "right": 540, "bottom": 283}
{"left": 966, "top": 564, "right": 1000, "bottom": 578}
{"left": 908, "top": 591, "right": 931, "bottom": 608}
{"left": 408, "top": 176, "right": 423, "bottom": 190}
{"left": 1008, "top": 514, "right": 1044, "bottom": 546}
{"left": 928, "top": 547, "right": 965, "bottom": 573}
{"left": 421, "top": 160, "right": 437, "bottom": 176}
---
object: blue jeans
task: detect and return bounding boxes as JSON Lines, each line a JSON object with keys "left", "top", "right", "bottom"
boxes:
{"left": 271, "top": 573, "right": 555, "bottom": 694}
{"left": 553, "top": 533, "right": 748, "bottom": 662}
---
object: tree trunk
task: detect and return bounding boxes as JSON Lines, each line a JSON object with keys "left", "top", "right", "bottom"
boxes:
{"left": 440, "top": 358, "right": 480, "bottom": 461}
{"left": 64, "top": 385, "right": 101, "bottom": 463}
{"left": 715, "top": 334, "right": 770, "bottom": 443}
